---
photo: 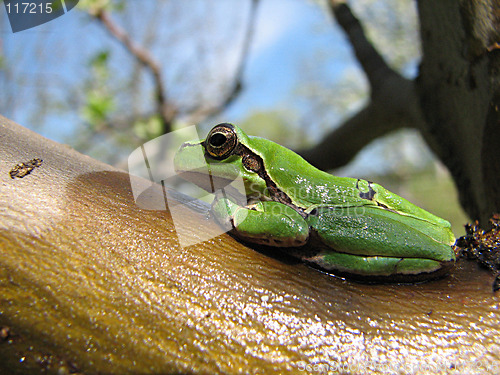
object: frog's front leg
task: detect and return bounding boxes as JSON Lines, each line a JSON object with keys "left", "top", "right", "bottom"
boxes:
{"left": 212, "top": 196, "right": 309, "bottom": 247}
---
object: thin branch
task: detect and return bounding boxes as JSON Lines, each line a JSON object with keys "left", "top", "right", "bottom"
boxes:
{"left": 329, "top": 0, "right": 400, "bottom": 96}
{"left": 223, "top": 0, "right": 259, "bottom": 105}
{"left": 93, "top": 9, "right": 175, "bottom": 134}
{"left": 91, "top": 1, "right": 260, "bottom": 131}
{"left": 186, "top": 0, "right": 260, "bottom": 123}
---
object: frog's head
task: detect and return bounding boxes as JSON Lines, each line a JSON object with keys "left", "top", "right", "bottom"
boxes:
{"left": 174, "top": 123, "right": 269, "bottom": 198}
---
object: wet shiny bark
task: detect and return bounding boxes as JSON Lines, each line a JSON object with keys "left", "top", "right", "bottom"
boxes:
{"left": 1, "top": 116, "right": 499, "bottom": 374}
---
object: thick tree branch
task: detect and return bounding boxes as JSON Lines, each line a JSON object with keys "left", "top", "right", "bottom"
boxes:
{"left": 1, "top": 115, "right": 499, "bottom": 373}
{"left": 330, "top": 1, "right": 400, "bottom": 96}
{"left": 300, "top": 78, "right": 422, "bottom": 170}
{"left": 300, "top": 1, "right": 425, "bottom": 169}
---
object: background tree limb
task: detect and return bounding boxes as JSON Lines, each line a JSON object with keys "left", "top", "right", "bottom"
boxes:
{"left": 300, "top": 1, "right": 425, "bottom": 170}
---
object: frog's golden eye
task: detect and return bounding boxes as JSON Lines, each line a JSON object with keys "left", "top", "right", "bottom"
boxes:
{"left": 205, "top": 123, "right": 238, "bottom": 160}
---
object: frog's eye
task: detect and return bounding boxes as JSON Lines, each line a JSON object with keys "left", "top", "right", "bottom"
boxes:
{"left": 205, "top": 123, "right": 238, "bottom": 160}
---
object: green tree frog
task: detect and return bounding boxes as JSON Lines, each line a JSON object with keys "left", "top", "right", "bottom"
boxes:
{"left": 174, "top": 123, "right": 456, "bottom": 282}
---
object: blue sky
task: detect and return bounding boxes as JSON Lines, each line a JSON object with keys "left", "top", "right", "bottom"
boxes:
{"left": 1, "top": 0, "right": 350, "bottom": 139}
{"left": 231, "top": 0, "right": 343, "bottom": 109}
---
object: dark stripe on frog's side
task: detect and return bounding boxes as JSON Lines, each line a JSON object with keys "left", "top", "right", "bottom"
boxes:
{"left": 205, "top": 140, "right": 308, "bottom": 219}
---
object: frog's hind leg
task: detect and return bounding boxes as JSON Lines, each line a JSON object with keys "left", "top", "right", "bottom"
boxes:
{"left": 305, "top": 205, "right": 455, "bottom": 281}
{"left": 303, "top": 249, "right": 451, "bottom": 283}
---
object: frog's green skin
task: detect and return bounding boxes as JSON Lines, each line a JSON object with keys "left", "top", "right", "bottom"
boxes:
{"left": 174, "top": 123, "right": 456, "bottom": 282}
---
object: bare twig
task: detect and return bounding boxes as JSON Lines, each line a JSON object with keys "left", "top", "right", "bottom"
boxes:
{"left": 93, "top": 9, "right": 176, "bottom": 134}
{"left": 186, "top": 0, "right": 260, "bottom": 123}
{"left": 91, "top": 1, "right": 259, "bottom": 132}
{"left": 223, "top": 0, "right": 259, "bottom": 106}
{"left": 329, "top": 0, "right": 399, "bottom": 96}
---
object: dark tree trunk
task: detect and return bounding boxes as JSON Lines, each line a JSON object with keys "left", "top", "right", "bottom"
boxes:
{"left": 417, "top": 0, "right": 500, "bottom": 225}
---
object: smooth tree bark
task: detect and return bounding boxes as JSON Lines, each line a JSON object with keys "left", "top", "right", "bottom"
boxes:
{"left": 300, "top": 0, "right": 500, "bottom": 226}
{"left": 0, "top": 118, "right": 499, "bottom": 374}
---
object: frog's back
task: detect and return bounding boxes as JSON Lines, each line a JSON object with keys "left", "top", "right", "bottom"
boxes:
{"left": 247, "top": 135, "right": 452, "bottom": 233}
{"left": 248, "top": 136, "right": 364, "bottom": 208}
